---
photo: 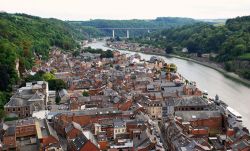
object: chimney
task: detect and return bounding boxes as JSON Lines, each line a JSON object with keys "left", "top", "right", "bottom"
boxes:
{"left": 226, "top": 128, "right": 235, "bottom": 137}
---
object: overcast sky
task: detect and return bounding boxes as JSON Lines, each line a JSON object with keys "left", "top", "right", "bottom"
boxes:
{"left": 1, "top": 0, "right": 250, "bottom": 20}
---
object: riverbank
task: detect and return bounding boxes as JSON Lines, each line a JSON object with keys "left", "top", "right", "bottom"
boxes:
{"left": 168, "top": 54, "right": 250, "bottom": 87}
{"left": 107, "top": 44, "right": 250, "bottom": 87}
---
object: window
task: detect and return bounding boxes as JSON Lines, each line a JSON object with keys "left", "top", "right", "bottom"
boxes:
{"left": 26, "top": 113, "right": 29, "bottom": 117}
{"left": 18, "top": 108, "right": 20, "bottom": 111}
{"left": 13, "top": 108, "right": 15, "bottom": 111}
{"left": 26, "top": 107, "right": 29, "bottom": 111}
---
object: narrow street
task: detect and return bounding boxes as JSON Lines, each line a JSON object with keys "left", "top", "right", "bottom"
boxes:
{"left": 136, "top": 112, "right": 167, "bottom": 151}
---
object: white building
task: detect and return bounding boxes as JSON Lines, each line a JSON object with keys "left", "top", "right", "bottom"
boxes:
{"left": 113, "top": 119, "right": 126, "bottom": 139}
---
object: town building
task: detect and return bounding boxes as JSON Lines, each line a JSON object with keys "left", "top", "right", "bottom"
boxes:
{"left": 4, "top": 81, "right": 48, "bottom": 118}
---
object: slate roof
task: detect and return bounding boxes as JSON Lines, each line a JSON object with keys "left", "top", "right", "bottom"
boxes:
{"left": 5, "top": 96, "right": 29, "bottom": 107}
{"left": 65, "top": 122, "right": 82, "bottom": 134}
{"left": 231, "top": 139, "right": 250, "bottom": 150}
{"left": 58, "top": 89, "right": 68, "bottom": 98}
{"left": 175, "top": 111, "right": 221, "bottom": 121}
{"left": 28, "top": 91, "right": 44, "bottom": 102}
{"left": 4, "top": 81, "right": 47, "bottom": 107}
{"left": 4, "top": 126, "right": 16, "bottom": 137}
{"left": 70, "top": 132, "right": 99, "bottom": 151}
{"left": 174, "top": 96, "right": 209, "bottom": 107}
{"left": 113, "top": 119, "right": 126, "bottom": 128}
{"left": 133, "top": 131, "right": 151, "bottom": 149}
{"left": 52, "top": 108, "right": 122, "bottom": 118}
{"left": 71, "top": 133, "right": 88, "bottom": 151}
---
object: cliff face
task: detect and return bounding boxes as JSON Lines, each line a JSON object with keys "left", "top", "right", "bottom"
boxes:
{"left": 15, "top": 59, "right": 20, "bottom": 78}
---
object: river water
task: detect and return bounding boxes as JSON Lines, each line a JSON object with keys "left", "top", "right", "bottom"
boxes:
{"left": 86, "top": 41, "right": 250, "bottom": 128}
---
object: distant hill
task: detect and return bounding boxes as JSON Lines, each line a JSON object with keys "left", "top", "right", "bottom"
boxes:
{"left": 69, "top": 17, "right": 198, "bottom": 37}
{"left": 134, "top": 15, "right": 250, "bottom": 79}
{"left": 199, "top": 19, "right": 227, "bottom": 26}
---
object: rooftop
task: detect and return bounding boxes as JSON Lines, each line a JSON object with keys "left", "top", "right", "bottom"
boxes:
{"left": 35, "top": 119, "right": 59, "bottom": 141}
{"left": 175, "top": 110, "right": 221, "bottom": 121}
{"left": 4, "top": 126, "right": 16, "bottom": 137}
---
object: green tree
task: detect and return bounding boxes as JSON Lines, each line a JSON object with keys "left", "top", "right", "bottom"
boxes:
{"left": 42, "top": 72, "right": 56, "bottom": 81}
{"left": 73, "top": 50, "right": 80, "bottom": 57}
{"left": 55, "top": 94, "right": 61, "bottom": 104}
{"left": 48, "top": 79, "right": 67, "bottom": 91}
{"left": 165, "top": 45, "right": 173, "bottom": 54}
{"left": 82, "top": 91, "right": 89, "bottom": 97}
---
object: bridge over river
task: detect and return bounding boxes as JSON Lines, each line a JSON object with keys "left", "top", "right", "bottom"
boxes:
{"left": 97, "top": 27, "right": 165, "bottom": 38}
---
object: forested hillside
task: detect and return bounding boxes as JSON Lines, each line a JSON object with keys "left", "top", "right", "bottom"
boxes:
{"left": 0, "top": 13, "right": 85, "bottom": 110}
{"left": 69, "top": 17, "right": 198, "bottom": 37}
{"left": 132, "top": 16, "right": 250, "bottom": 79}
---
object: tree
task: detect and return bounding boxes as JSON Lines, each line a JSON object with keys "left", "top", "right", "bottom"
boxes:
{"left": 42, "top": 72, "right": 56, "bottom": 81}
{"left": 0, "top": 109, "right": 5, "bottom": 119}
{"left": 25, "top": 70, "right": 45, "bottom": 82}
{"left": 165, "top": 45, "right": 173, "bottom": 54}
{"left": 170, "top": 63, "right": 177, "bottom": 72}
{"left": 82, "top": 91, "right": 89, "bottom": 97}
{"left": 55, "top": 94, "right": 61, "bottom": 104}
{"left": 48, "top": 79, "right": 67, "bottom": 91}
{"left": 73, "top": 50, "right": 80, "bottom": 57}
{"left": 0, "top": 65, "right": 11, "bottom": 91}
{"left": 0, "top": 91, "right": 7, "bottom": 106}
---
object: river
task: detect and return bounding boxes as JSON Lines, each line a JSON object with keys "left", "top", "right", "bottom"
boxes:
{"left": 86, "top": 41, "right": 250, "bottom": 129}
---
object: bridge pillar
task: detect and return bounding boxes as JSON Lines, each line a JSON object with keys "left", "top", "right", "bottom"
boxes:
{"left": 112, "top": 29, "right": 115, "bottom": 38}
{"left": 127, "top": 30, "right": 129, "bottom": 39}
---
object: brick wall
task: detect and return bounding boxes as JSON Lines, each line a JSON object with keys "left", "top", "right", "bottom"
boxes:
{"left": 16, "top": 124, "right": 36, "bottom": 137}
{"left": 3, "top": 135, "right": 16, "bottom": 149}
{"left": 4, "top": 106, "right": 30, "bottom": 118}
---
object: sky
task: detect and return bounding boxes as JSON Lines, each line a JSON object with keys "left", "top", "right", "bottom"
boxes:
{"left": 1, "top": 0, "right": 250, "bottom": 20}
